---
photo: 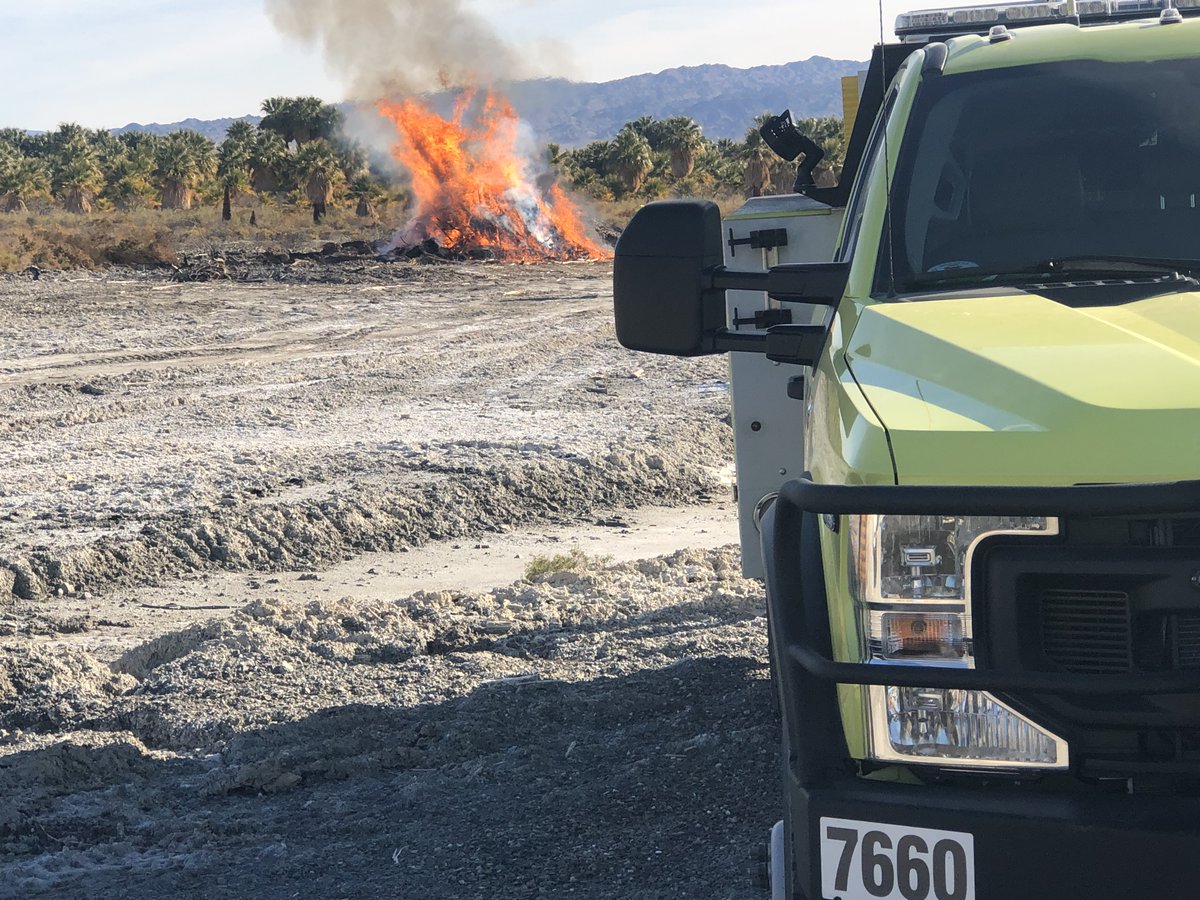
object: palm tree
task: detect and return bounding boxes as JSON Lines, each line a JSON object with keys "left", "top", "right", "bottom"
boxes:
{"left": 51, "top": 123, "right": 92, "bottom": 152}
{"left": 743, "top": 116, "right": 777, "bottom": 198}
{"left": 56, "top": 155, "right": 103, "bottom": 214}
{"left": 290, "top": 97, "right": 322, "bottom": 144}
{"left": 0, "top": 128, "right": 27, "bottom": 154}
{"left": 295, "top": 139, "right": 341, "bottom": 223}
{"left": 154, "top": 139, "right": 192, "bottom": 209}
{"left": 608, "top": 127, "right": 654, "bottom": 194}
{"left": 118, "top": 130, "right": 160, "bottom": 160}
{"left": 154, "top": 130, "right": 216, "bottom": 210}
{"left": 217, "top": 122, "right": 256, "bottom": 220}
{"left": 261, "top": 97, "right": 342, "bottom": 147}
{"left": 795, "top": 115, "right": 847, "bottom": 185}
{"left": 260, "top": 97, "right": 300, "bottom": 145}
{"left": 250, "top": 130, "right": 289, "bottom": 193}
{"left": 659, "top": 116, "right": 705, "bottom": 179}
{"left": 222, "top": 121, "right": 256, "bottom": 153}
{"left": 91, "top": 129, "right": 125, "bottom": 168}
{"left": 626, "top": 116, "right": 657, "bottom": 142}
{"left": 18, "top": 131, "right": 53, "bottom": 161}
{"left": 0, "top": 147, "right": 49, "bottom": 212}
{"left": 296, "top": 97, "right": 342, "bottom": 144}
{"left": 105, "top": 157, "right": 155, "bottom": 210}
{"left": 217, "top": 147, "right": 249, "bottom": 221}
{"left": 50, "top": 132, "right": 103, "bottom": 214}
{"left": 102, "top": 132, "right": 159, "bottom": 209}
{"left": 558, "top": 140, "right": 609, "bottom": 191}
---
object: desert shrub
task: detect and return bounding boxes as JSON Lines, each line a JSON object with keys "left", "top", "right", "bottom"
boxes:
{"left": 523, "top": 549, "right": 593, "bottom": 582}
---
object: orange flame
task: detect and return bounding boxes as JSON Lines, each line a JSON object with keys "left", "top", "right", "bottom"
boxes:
{"left": 378, "top": 92, "right": 610, "bottom": 262}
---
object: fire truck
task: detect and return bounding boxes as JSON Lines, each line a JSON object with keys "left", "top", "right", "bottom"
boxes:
{"left": 613, "top": 2, "right": 1200, "bottom": 898}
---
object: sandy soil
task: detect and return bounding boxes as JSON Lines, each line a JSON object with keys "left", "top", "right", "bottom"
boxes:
{"left": 0, "top": 260, "right": 777, "bottom": 899}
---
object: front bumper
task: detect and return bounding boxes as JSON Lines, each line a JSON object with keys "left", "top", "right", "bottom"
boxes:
{"left": 764, "top": 477, "right": 1200, "bottom": 899}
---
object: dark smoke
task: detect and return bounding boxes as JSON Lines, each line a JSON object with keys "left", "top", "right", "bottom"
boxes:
{"left": 264, "top": 0, "right": 532, "bottom": 98}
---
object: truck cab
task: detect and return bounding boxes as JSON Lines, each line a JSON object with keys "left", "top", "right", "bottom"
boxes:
{"left": 613, "top": 3, "right": 1200, "bottom": 898}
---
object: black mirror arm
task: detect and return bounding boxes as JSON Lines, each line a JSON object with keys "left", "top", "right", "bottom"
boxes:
{"left": 708, "top": 322, "right": 833, "bottom": 366}
{"left": 705, "top": 263, "right": 848, "bottom": 307}
{"left": 701, "top": 261, "right": 848, "bottom": 364}
{"left": 711, "top": 330, "right": 767, "bottom": 353}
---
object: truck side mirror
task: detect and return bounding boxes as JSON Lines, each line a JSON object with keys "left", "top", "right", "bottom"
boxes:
{"left": 613, "top": 199, "right": 851, "bottom": 365}
{"left": 613, "top": 200, "right": 726, "bottom": 357}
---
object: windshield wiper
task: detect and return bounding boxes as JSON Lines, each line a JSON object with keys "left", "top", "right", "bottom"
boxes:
{"left": 1037, "top": 255, "right": 1200, "bottom": 279}
{"left": 901, "top": 269, "right": 1054, "bottom": 291}
{"left": 902, "top": 256, "right": 1200, "bottom": 293}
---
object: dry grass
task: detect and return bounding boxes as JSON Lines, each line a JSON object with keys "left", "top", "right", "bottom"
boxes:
{"left": 0, "top": 200, "right": 412, "bottom": 273}
{"left": 0, "top": 190, "right": 724, "bottom": 274}
{"left": 523, "top": 548, "right": 607, "bottom": 582}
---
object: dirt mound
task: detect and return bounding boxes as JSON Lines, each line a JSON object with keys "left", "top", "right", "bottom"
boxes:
{"left": 0, "top": 444, "right": 719, "bottom": 602}
{"left": 0, "top": 648, "right": 135, "bottom": 732}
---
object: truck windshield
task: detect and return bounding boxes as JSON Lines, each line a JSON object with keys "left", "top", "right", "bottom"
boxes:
{"left": 882, "top": 57, "right": 1200, "bottom": 295}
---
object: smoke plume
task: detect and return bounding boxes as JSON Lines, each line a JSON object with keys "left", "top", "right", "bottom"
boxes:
{"left": 264, "top": 0, "right": 531, "bottom": 99}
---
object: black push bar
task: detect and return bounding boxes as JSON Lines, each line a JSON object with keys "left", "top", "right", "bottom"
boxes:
{"left": 780, "top": 477, "right": 1200, "bottom": 518}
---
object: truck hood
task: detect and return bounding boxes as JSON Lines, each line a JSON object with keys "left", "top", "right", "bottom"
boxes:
{"left": 844, "top": 289, "right": 1200, "bottom": 486}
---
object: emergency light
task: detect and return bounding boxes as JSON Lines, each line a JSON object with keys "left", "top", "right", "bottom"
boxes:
{"left": 896, "top": 0, "right": 1200, "bottom": 40}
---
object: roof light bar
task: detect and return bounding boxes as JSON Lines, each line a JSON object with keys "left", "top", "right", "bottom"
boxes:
{"left": 896, "top": 0, "right": 1200, "bottom": 40}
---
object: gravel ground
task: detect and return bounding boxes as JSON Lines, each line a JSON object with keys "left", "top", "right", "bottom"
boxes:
{"left": 0, "top": 260, "right": 778, "bottom": 899}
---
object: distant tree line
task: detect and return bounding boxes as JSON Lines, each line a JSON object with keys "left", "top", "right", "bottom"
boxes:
{"left": 0, "top": 100, "right": 847, "bottom": 223}
{"left": 552, "top": 114, "right": 846, "bottom": 202}
{"left": 0, "top": 97, "right": 386, "bottom": 223}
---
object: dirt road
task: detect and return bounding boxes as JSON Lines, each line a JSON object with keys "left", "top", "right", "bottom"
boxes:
{"left": 0, "top": 261, "right": 778, "bottom": 899}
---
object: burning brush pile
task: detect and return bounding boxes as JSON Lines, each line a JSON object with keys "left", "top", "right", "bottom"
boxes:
{"left": 378, "top": 92, "right": 609, "bottom": 263}
{"left": 263, "top": 0, "right": 607, "bottom": 264}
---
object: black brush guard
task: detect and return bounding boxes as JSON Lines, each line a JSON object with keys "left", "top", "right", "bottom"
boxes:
{"left": 764, "top": 477, "right": 1200, "bottom": 900}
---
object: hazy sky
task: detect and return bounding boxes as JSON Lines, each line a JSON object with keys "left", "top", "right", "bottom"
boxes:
{"left": 1, "top": 0, "right": 915, "bottom": 131}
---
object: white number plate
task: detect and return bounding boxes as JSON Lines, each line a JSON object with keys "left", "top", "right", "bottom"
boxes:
{"left": 820, "top": 817, "right": 975, "bottom": 900}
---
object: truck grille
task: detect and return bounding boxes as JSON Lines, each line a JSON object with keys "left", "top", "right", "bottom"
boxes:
{"left": 1175, "top": 614, "right": 1200, "bottom": 671}
{"left": 1169, "top": 518, "right": 1200, "bottom": 547}
{"left": 983, "top": 529, "right": 1200, "bottom": 787}
{"left": 1040, "top": 589, "right": 1133, "bottom": 675}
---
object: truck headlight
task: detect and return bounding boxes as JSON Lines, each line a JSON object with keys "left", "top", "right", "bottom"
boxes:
{"left": 848, "top": 514, "right": 1069, "bottom": 770}
{"left": 867, "top": 685, "right": 1066, "bottom": 767}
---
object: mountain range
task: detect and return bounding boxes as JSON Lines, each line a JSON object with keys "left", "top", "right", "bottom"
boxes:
{"left": 113, "top": 56, "right": 865, "bottom": 147}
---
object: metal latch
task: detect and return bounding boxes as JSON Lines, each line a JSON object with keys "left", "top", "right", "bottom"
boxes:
{"left": 732, "top": 307, "right": 793, "bottom": 331}
{"left": 728, "top": 228, "right": 788, "bottom": 257}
